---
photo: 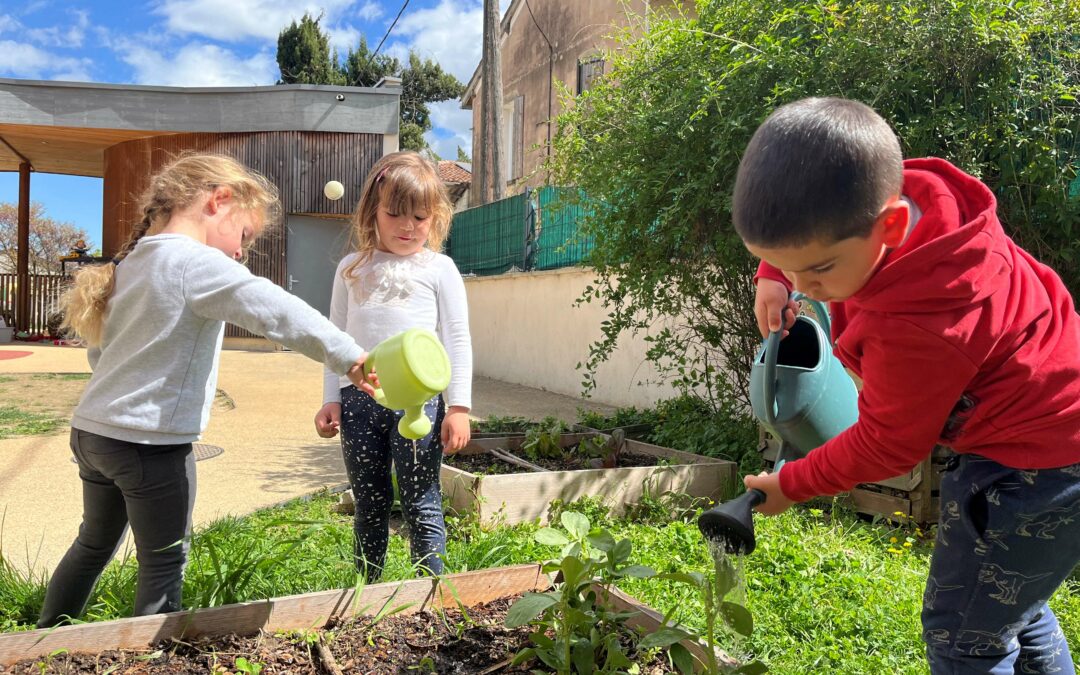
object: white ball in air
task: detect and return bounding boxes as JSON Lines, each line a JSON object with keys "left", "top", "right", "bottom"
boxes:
{"left": 324, "top": 180, "right": 345, "bottom": 200}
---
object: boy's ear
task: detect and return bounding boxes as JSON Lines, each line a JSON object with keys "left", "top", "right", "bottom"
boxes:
{"left": 877, "top": 198, "right": 910, "bottom": 248}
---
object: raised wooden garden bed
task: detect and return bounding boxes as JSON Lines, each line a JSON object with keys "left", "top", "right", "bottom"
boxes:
{"left": 442, "top": 432, "right": 736, "bottom": 525}
{"left": 759, "top": 428, "right": 953, "bottom": 524}
{"left": 0, "top": 564, "right": 722, "bottom": 673}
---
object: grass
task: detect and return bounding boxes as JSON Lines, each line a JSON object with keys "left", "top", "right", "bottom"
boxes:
{"left": 0, "top": 407, "right": 68, "bottom": 439}
{"left": 0, "top": 373, "right": 91, "bottom": 439}
{"left": 1, "top": 491, "right": 1076, "bottom": 674}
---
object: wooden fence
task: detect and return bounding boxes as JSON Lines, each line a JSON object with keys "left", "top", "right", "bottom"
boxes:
{"left": 0, "top": 273, "right": 66, "bottom": 334}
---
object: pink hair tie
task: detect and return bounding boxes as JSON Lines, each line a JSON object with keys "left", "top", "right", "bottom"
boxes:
{"left": 376, "top": 167, "right": 389, "bottom": 182}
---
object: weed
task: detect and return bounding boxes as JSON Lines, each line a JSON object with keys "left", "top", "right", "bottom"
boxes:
{"left": 233, "top": 656, "right": 264, "bottom": 674}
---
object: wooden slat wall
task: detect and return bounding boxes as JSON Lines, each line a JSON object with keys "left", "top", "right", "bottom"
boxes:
{"left": 102, "top": 132, "right": 383, "bottom": 337}
{"left": 0, "top": 273, "right": 65, "bottom": 334}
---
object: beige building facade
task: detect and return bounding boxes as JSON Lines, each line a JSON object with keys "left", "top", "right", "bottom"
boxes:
{"left": 461, "top": 0, "right": 684, "bottom": 203}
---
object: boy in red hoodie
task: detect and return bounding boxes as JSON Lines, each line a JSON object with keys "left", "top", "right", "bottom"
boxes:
{"left": 733, "top": 97, "right": 1080, "bottom": 674}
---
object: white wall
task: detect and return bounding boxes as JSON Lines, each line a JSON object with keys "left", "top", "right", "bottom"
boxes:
{"left": 464, "top": 267, "right": 683, "bottom": 409}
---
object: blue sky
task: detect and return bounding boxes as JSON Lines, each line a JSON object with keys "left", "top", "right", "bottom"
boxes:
{"left": 0, "top": 0, "right": 490, "bottom": 248}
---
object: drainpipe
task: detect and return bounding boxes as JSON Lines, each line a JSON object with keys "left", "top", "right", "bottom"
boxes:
{"left": 523, "top": 0, "right": 554, "bottom": 164}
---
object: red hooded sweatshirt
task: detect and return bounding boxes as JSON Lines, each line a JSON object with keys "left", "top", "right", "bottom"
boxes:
{"left": 756, "top": 158, "right": 1080, "bottom": 503}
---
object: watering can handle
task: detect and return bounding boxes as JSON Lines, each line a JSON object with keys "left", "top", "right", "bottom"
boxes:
{"left": 761, "top": 293, "right": 834, "bottom": 428}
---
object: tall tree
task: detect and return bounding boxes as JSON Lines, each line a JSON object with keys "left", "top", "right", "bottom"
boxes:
{"left": 0, "top": 202, "right": 89, "bottom": 275}
{"left": 276, "top": 13, "right": 345, "bottom": 85}
{"left": 276, "top": 22, "right": 466, "bottom": 152}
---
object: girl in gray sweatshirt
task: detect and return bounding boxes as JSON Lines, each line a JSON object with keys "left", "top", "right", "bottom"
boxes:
{"left": 38, "top": 153, "right": 373, "bottom": 627}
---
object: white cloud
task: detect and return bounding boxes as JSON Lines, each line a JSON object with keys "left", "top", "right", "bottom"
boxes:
{"left": 120, "top": 42, "right": 278, "bottom": 87}
{"left": 326, "top": 23, "right": 361, "bottom": 57}
{"left": 154, "top": 0, "right": 359, "bottom": 43}
{"left": 426, "top": 100, "right": 473, "bottom": 160}
{"left": 356, "top": 1, "right": 382, "bottom": 21}
{"left": 0, "top": 15, "right": 19, "bottom": 34}
{"left": 0, "top": 40, "right": 92, "bottom": 80}
{"left": 389, "top": 0, "right": 483, "bottom": 83}
{"left": 25, "top": 9, "right": 89, "bottom": 47}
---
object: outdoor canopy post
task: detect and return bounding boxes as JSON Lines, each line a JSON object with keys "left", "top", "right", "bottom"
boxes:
{"left": 16, "top": 161, "right": 29, "bottom": 332}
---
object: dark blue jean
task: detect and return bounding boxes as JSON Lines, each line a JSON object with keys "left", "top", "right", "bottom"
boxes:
{"left": 923, "top": 454, "right": 1080, "bottom": 674}
{"left": 38, "top": 428, "right": 195, "bottom": 627}
{"left": 339, "top": 386, "right": 446, "bottom": 582}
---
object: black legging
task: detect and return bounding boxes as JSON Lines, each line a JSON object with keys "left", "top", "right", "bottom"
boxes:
{"left": 38, "top": 428, "right": 195, "bottom": 627}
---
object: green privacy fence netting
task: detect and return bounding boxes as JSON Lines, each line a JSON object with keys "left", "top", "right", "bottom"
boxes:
{"left": 447, "top": 187, "right": 594, "bottom": 276}
{"left": 446, "top": 192, "right": 530, "bottom": 276}
{"left": 533, "top": 187, "right": 594, "bottom": 271}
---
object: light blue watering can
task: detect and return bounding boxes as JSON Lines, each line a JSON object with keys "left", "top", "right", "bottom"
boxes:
{"left": 749, "top": 292, "right": 858, "bottom": 462}
{"left": 699, "top": 292, "right": 859, "bottom": 553}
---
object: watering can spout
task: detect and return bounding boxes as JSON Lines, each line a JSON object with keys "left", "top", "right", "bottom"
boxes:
{"left": 362, "top": 328, "right": 452, "bottom": 440}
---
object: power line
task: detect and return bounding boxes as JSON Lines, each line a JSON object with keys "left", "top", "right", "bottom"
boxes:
{"left": 523, "top": 0, "right": 552, "bottom": 51}
{"left": 366, "top": 0, "right": 411, "bottom": 70}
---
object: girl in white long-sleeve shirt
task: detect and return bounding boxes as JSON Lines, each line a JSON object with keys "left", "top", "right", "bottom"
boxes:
{"left": 314, "top": 151, "right": 472, "bottom": 581}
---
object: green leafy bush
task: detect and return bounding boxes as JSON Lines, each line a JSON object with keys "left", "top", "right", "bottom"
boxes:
{"left": 550, "top": 0, "right": 1080, "bottom": 408}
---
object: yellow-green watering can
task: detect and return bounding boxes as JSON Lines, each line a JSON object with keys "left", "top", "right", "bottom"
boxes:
{"left": 363, "top": 328, "right": 452, "bottom": 440}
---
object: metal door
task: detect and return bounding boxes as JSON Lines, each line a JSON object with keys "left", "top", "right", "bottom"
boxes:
{"left": 284, "top": 215, "right": 352, "bottom": 317}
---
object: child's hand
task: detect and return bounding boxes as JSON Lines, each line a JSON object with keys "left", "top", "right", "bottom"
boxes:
{"left": 440, "top": 406, "right": 471, "bottom": 454}
{"left": 345, "top": 353, "right": 379, "bottom": 397}
{"left": 314, "top": 402, "right": 341, "bottom": 438}
{"left": 743, "top": 469, "right": 795, "bottom": 516}
{"left": 754, "top": 278, "right": 798, "bottom": 338}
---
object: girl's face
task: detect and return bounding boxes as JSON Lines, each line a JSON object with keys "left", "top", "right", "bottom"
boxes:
{"left": 375, "top": 201, "right": 432, "bottom": 257}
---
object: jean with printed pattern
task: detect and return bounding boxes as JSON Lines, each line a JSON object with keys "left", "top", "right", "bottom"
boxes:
{"left": 923, "top": 453, "right": 1080, "bottom": 674}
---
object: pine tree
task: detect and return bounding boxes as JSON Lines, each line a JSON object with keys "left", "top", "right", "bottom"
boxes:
{"left": 276, "top": 13, "right": 345, "bottom": 85}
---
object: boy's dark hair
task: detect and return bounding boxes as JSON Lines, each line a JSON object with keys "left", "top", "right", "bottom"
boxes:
{"left": 732, "top": 97, "right": 903, "bottom": 247}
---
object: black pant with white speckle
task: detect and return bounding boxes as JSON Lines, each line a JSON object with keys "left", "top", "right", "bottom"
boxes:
{"left": 339, "top": 386, "right": 446, "bottom": 582}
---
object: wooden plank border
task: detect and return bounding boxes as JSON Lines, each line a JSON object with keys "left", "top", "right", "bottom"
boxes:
{"left": 0, "top": 564, "right": 549, "bottom": 666}
{"left": 442, "top": 434, "right": 736, "bottom": 525}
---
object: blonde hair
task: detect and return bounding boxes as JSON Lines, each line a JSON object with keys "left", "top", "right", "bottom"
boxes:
{"left": 343, "top": 151, "right": 453, "bottom": 280}
{"left": 60, "top": 152, "right": 281, "bottom": 346}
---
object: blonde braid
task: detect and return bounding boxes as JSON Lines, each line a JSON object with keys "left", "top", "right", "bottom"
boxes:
{"left": 59, "top": 209, "right": 158, "bottom": 346}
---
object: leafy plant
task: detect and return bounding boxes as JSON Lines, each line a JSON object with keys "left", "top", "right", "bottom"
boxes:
{"left": 505, "top": 511, "right": 659, "bottom": 673}
{"left": 471, "top": 414, "right": 535, "bottom": 434}
{"left": 588, "top": 429, "right": 627, "bottom": 469}
{"left": 519, "top": 417, "right": 573, "bottom": 463}
{"left": 233, "top": 656, "right": 264, "bottom": 675}
{"left": 547, "top": 496, "right": 613, "bottom": 527}
{"left": 652, "top": 551, "right": 769, "bottom": 675}
{"left": 648, "top": 396, "right": 760, "bottom": 471}
{"left": 577, "top": 406, "right": 660, "bottom": 433}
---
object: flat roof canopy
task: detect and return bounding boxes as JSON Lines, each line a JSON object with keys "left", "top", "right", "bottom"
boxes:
{"left": 0, "top": 78, "right": 401, "bottom": 177}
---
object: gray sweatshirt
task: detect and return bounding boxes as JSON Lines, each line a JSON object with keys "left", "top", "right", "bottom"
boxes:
{"left": 72, "top": 234, "right": 365, "bottom": 444}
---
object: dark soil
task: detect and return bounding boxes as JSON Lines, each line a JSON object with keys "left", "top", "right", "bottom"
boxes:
{"left": 444, "top": 450, "right": 664, "bottom": 475}
{"left": 3, "top": 597, "right": 676, "bottom": 674}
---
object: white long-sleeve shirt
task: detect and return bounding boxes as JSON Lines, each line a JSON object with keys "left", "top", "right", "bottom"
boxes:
{"left": 322, "top": 248, "right": 473, "bottom": 409}
{"left": 73, "top": 234, "right": 365, "bottom": 444}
